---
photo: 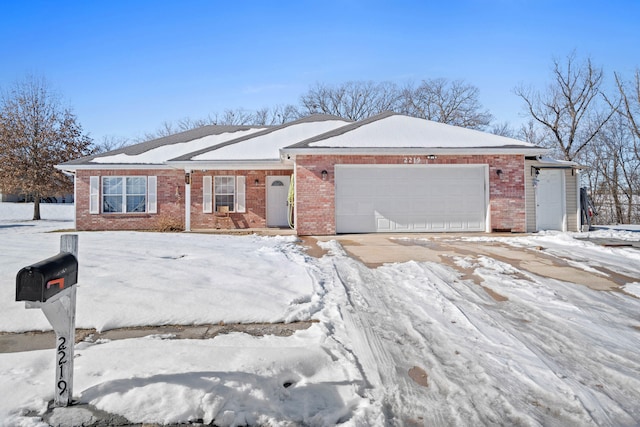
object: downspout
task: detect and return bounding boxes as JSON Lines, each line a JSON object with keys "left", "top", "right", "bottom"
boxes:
{"left": 184, "top": 169, "right": 191, "bottom": 232}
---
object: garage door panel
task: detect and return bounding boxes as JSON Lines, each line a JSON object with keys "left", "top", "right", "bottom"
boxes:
{"left": 336, "top": 165, "right": 487, "bottom": 233}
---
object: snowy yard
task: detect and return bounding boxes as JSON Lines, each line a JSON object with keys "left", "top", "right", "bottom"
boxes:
{"left": 1, "top": 203, "right": 639, "bottom": 426}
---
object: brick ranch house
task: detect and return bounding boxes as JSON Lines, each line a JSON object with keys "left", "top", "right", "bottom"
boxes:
{"left": 57, "top": 112, "right": 582, "bottom": 235}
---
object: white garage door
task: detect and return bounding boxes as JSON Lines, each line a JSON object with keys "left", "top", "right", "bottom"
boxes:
{"left": 335, "top": 165, "right": 488, "bottom": 233}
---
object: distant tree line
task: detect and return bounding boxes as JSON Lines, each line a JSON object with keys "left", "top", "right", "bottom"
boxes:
{"left": 2, "top": 53, "right": 640, "bottom": 224}
{"left": 127, "top": 78, "right": 495, "bottom": 144}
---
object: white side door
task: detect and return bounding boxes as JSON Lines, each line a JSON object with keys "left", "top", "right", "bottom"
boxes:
{"left": 266, "top": 176, "right": 291, "bottom": 227}
{"left": 536, "top": 169, "right": 565, "bottom": 231}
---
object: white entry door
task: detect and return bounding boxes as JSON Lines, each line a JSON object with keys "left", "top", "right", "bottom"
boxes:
{"left": 267, "top": 176, "right": 291, "bottom": 227}
{"left": 536, "top": 169, "right": 565, "bottom": 231}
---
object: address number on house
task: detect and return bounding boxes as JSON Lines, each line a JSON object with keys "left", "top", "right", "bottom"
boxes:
{"left": 403, "top": 157, "right": 423, "bottom": 164}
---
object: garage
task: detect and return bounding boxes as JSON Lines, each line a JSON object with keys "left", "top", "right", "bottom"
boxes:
{"left": 335, "top": 164, "right": 488, "bottom": 233}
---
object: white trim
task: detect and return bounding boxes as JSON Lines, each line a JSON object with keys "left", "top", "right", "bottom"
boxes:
{"left": 166, "top": 160, "right": 292, "bottom": 171}
{"left": 185, "top": 169, "right": 191, "bottom": 231}
{"left": 236, "top": 176, "right": 246, "bottom": 213}
{"left": 484, "top": 166, "right": 491, "bottom": 233}
{"left": 147, "top": 176, "right": 157, "bottom": 213}
{"left": 202, "top": 176, "right": 212, "bottom": 213}
{"left": 56, "top": 164, "right": 173, "bottom": 172}
{"left": 281, "top": 147, "right": 548, "bottom": 158}
{"left": 89, "top": 176, "right": 99, "bottom": 214}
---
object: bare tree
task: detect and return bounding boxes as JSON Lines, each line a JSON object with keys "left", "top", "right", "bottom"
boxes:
{"left": 94, "top": 134, "right": 130, "bottom": 153}
{"left": 299, "top": 81, "right": 401, "bottom": 120}
{"left": 253, "top": 104, "right": 302, "bottom": 125}
{"left": 590, "top": 115, "right": 640, "bottom": 223}
{"left": 615, "top": 69, "right": 640, "bottom": 147}
{"left": 402, "top": 78, "right": 493, "bottom": 129}
{"left": 515, "top": 53, "right": 615, "bottom": 161}
{"left": 0, "top": 75, "right": 93, "bottom": 219}
{"left": 490, "top": 121, "right": 516, "bottom": 138}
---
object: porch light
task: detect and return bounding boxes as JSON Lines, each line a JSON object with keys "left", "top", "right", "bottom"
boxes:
{"left": 185, "top": 173, "right": 191, "bottom": 185}
{"left": 496, "top": 169, "right": 503, "bottom": 177}
{"left": 254, "top": 179, "right": 260, "bottom": 185}
{"left": 321, "top": 170, "right": 328, "bottom": 181}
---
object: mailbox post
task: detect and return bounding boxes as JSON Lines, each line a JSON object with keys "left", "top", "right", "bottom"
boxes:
{"left": 16, "top": 235, "right": 78, "bottom": 407}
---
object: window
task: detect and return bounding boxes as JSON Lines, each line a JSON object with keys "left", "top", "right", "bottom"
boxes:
{"left": 206, "top": 176, "right": 246, "bottom": 213}
{"left": 100, "top": 176, "right": 155, "bottom": 213}
{"left": 215, "top": 176, "right": 235, "bottom": 212}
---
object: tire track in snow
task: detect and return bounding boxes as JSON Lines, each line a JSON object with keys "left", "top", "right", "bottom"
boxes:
{"left": 467, "top": 256, "right": 640, "bottom": 425}
{"left": 320, "top": 240, "right": 640, "bottom": 426}
{"left": 329, "top": 256, "right": 485, "bottom": 425}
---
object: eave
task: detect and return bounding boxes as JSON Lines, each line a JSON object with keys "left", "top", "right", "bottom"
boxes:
{"left": 165, "top": 159, "right": 293, "bottom": 171}
{"left": 55, "top": 163, "right": 174, "bottom": 173}
{"left": 280, "top": 146, "right": 549, "bottom": 160}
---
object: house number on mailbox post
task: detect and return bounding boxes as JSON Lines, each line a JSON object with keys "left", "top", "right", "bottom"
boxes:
{"left": 16, "top": 235, "right": 79, "bottom": 407}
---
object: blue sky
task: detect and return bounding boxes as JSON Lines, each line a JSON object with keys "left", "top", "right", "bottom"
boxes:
{"left": 2, "top": 1, "right": 639, "bottom": 143}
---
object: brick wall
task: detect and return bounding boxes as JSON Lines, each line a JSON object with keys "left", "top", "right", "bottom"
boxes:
{"left": 294, "top": 154, "right": 526, "bottom": 235}
{"left": 77, "top": 168, "right": 294, "bottom": 231}
{"left": 189, "top": 169, "right": 292, "bottom": 230}
{"left": 76, "top": 154, "right": 526, "bottom": 235}
{"left": 75, "top": 169, "right": 184, "bottom": 231}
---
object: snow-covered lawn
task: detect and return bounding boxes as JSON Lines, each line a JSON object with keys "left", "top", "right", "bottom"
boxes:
{"left": 1, "top": 203, "right": 639, "bottom": 426}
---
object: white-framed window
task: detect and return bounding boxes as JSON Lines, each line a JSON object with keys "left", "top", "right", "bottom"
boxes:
{"left": 205, "top": 176, "right": 246, "bottom": 213}
{"left": 96, "top": 176, "right": 157, "bottom": 214}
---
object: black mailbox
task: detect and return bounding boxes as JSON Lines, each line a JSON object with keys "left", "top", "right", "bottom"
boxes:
{"left": 16, "top": 253, "right": 78, "bottom": 302}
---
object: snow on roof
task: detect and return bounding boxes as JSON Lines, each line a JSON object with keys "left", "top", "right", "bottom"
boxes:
{"left": 91, "top": 128, "right": 266, "bottom": 164}
{"left": 188, "top": 119, "right": 350, "bottom": 161}
{"left": 286, "top": 112, "right": 539, "bottom": 150}
{"left": 535, "top": 156, "right": 580, "bottom": 167}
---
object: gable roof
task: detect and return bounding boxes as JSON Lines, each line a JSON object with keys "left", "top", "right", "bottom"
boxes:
{"left": 58, "top": 125, "right": 268, "bottom": 170}
{"left": 282, "top": 112, "right": 547, "bottom": 156}
{"left": 166, "top": 114, "right": 351, "bottom": 168}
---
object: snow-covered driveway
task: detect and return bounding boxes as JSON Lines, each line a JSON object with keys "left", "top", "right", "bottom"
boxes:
{"left": 314, "top": 233, "right": 640, "bottom": 426}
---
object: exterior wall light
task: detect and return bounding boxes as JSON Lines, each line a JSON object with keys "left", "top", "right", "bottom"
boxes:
{"left": 185, "top": 173, "right": 191, "bottom": 185}
{"left": 321, "top": 170, "right": 328, "bottom": 181}
{"left": 254, "top": 179, "right": 260, "bottom": 185}
{"left": 496, "top": 169, "right": 503, "bottom": 177}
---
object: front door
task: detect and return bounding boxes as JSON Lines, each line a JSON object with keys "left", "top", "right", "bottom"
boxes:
{"left": 267, "top": 176, "right": 290, "bottom": 227}
{"left": 536, "top": 169, "right": 565, "bottom": 231}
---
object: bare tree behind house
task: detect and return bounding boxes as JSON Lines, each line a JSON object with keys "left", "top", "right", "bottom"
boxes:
{"left": 490, "top": 121, "right": 516, "bottom": 138}
{"left": 515, "top": 53, "right": 615, "bottom": 161}
{"left": 299, "top": 81, "right": 401, "bottom": 121}
{"left": 589, "top": 115, "right": 640, "bottom": 224}
{"left": 94, "top": 134, "right": 130, "bottom": 154}
{"left": 615, "top": 69, "right": 640, "bottom": 150}
{"left": 253, "top": 104, "right": 302, "bottom": 125}
{"left": 0, "top": 75, "right": 93, "bottom": 219}
{"left": 402, "top": 78, "right": 493, "bottom": 129}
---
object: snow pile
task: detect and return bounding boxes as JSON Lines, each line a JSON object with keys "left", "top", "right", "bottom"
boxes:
{"left": 0, "top": 204, "right": 372, "bottom": 425}
{"left": 1, "top": 203, "right": 639, "bottom": 426}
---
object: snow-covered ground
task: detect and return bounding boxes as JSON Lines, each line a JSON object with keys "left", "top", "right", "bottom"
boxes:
{"left": 1, "top": 203, "right": 639, "bottom": 426}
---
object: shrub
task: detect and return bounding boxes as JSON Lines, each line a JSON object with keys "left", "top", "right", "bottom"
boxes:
{"left": 153, "top": 213, "right": 184, "bottom": 232}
